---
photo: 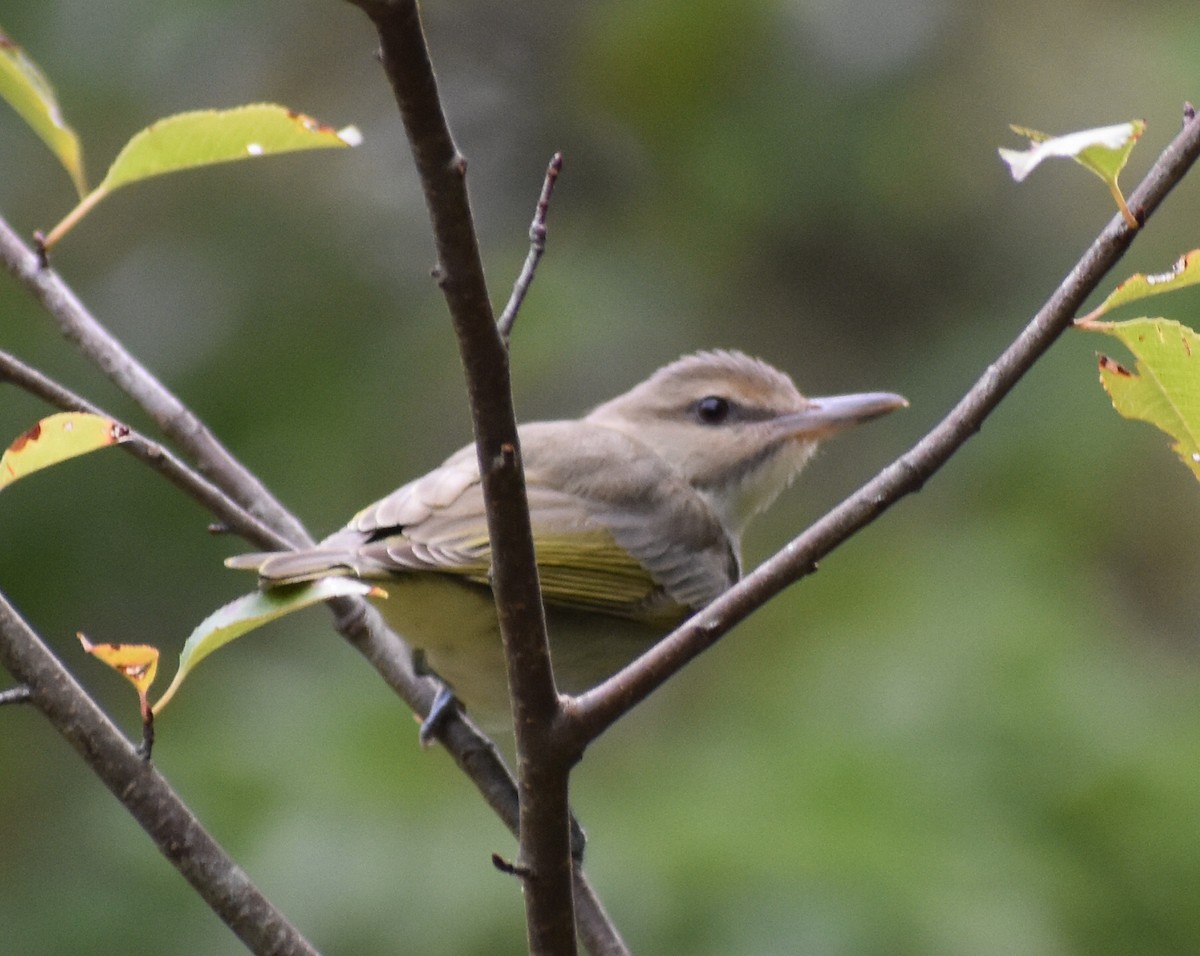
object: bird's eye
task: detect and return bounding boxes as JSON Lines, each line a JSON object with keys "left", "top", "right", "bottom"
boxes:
{"left": 695, "top": 395, "right": 732, "bottom": 425}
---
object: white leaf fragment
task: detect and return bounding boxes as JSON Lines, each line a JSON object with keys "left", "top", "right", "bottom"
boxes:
{"left": 998, "top": 122, "right": 1139, "bottom": 182}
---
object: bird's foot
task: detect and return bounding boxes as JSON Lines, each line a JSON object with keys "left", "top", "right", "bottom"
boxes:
{"left": 419, "top": 684, "right": 461, "bottom": 747}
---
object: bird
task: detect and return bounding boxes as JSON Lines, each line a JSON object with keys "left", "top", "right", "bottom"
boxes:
{"left": 226, "top": 350, "right": 906, "bottom": 729}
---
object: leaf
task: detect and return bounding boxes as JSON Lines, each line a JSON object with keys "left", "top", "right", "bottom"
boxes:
{"left": 99, "top": 103, "right": 362, "bottom": 193}
{"left": 1079, "top": 317, "right": 1200, "bottom": 480}
{"left": 999, "top": 121, "right": 1144, "bottom": 182}
{"left": 1078, "top": 250, "right": 1200, "bottom": 321}
{"left": 0, "top": 412, "right": 130, "bottom": 491}
{"left": 40, "top": 104, "right": 362, "bottom": 249}
{"left": 78, "top": 634, "right": 160, "bottom": 697}
{"left": 0, "top": 27, "right": 87, "bottom": 196}
{"left": 152, "top": 578, "right": 384, "bottom": 715}
{"left": 79, "top": 633, "right": 159, "bottom": 750}
{"left": 999, "top": 121, "right": 1145, "bottom": 228}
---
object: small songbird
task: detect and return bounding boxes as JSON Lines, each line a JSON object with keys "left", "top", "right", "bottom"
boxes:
{"left": 227, "top": 351, "right": 906, "bottom": 725}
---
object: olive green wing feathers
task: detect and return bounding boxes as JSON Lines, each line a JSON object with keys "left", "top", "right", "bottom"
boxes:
{"left": 227, "top": 422, "right": 738, "bottom": 624}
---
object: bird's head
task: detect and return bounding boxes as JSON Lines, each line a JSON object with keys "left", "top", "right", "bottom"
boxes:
{"left": 585, "top": 350, "right": 907, "bottom": 541}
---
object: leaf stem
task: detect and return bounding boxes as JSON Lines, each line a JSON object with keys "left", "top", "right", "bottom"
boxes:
{"left": 1108, "top": 178, "right": 1139, "bottom": 230}
{"left": 39, "top": 185, "right": 108, "bottom": 251}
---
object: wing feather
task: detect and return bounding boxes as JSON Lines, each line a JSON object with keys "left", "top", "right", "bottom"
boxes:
{"left": 233, "top": 421, "right": 738, "bottom": 622}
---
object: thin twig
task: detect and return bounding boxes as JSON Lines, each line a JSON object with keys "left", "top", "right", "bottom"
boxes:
{"left": 0, "top": 349, "right": 290, "bottom": 550}
{"left": 498, "top": 152, "right": 563, "bottom": 341}
{"left": 565, "top": 106, "right": 1200, "bottom": 747}
{"left": 0, "top": 591, "right": 322, "bottom": 956}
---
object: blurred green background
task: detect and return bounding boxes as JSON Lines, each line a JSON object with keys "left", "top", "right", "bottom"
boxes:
{"left": 4, "top": 1, "right": 1200, "bottom": 953}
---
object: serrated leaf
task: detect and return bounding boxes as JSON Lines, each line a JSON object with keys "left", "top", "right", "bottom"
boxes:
{"left": 0, "top": 27, "right": 87, "bottom": 196}
{"left": 152, "top": 578, "right": 383, "bottom": 715}
{"left": 1078, "top": 250, "right": 1200, "bottom": 320}
{"left": 0, "top": 412, "right": 130, "bottom": 491}
{"left": 1080, "top": 317, "right": 1200, "bottom": 479}
{"left": 40, "top": 103, "right": 362, "bottom": 249}
{"left": 999, "top": 120, "right": 1145, "bottom": 228}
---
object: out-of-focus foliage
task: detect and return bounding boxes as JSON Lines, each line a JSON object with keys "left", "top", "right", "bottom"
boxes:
{"left": 3, "top": 1, "right": 1200, "bottom": 954}
{"left": 0, "top": 23, "right": 87, "bottom": 195}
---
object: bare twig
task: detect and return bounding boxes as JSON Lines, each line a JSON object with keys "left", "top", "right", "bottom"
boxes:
{"left": 565, "top": 105, "right": 1200, "bottom": 746}
{"left": 346, "top": 2, "right": 578, "bottom": 953}
{"left": 0, "top": 591, "right": 321, "bottom": 956}
{"left": 498, "top": 152, "right": 563, "bottom": 341}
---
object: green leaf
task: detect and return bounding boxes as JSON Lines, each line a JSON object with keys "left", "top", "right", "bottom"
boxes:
{"left": 152, "top": 578, "right": 382, "bottom": 715}
{"left": 99, "top": 103, "right": 362, "bottom": 193}
{"left": 999, "top": 121, "right": 1145, "bottom": 228}
{"left": 41, "top": 103, "right": 362, "bottom": 249}
{"left": 1078, "top": 250, "right": 1200, "bottom": 320}
{"left": 0, "top": 26, "right": 87, "bottom": 196}
{"left": 1079, "top": 317, "right": 1200, "bottom": 480}
{"left": 0, "top": 412, "right": 130, "bottom": 491}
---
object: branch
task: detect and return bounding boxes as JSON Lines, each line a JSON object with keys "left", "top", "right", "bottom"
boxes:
{"left": 0, "top": 591, "right": 320, "bottom": 956}
{"left": 0, "top": 349, "right": 290, "bottom": 550}
{"left": 0, "top": 223, "right": 584, "bottom": 950}
{"left": 566, "top": 104, "right": 1200, "bottom": 745}
{"left": 498, "top": 152, "right": 563, "bottom": 341}
{"left": 346, "top": 2, "right": 578, "bottom": 953}
{"left": 0, "top": 216, "right": 310, "bottom": 547}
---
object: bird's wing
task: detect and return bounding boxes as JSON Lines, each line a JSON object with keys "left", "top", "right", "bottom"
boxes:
{"left": 230, "top": 422, "right": 738, "bottom": 624}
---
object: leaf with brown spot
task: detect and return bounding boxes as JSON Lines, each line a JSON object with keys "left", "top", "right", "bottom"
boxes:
{"left": 0, "top": 412, "right": 130, "bottom": 491}
{"left": 79, "top": 633, "right": 159, "bottom": 737}
{"left": 1081, "top": 318, "right": 1200, "bottom": 479}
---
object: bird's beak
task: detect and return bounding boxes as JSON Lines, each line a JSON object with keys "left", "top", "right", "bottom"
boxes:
{"left": 775, "top": 391, "right": 908, "bottom": 441}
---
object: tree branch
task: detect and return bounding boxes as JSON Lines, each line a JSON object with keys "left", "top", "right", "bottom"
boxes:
{"left": 565, "top": 105, "right": 1200, "bottom": 745}
{"left": 0, "top": 223, "right": 597, "bottom": 950}
{"left": 0, "top": 349, "right": 290, "bottom": 550}
{"left": 0, "top": 590, "right": 321, "bottom": 956}
{"left": 345, "top": 2, "right": 578, "bottom": 953}
{"left": 0, "top": 216, "right": 310, "bottom": 547}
